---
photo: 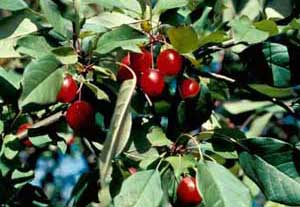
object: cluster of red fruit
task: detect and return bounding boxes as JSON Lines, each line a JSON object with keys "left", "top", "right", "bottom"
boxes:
{"left": 17, "top": 75, "right": 94, "bottom": 147}
{"left": 58, "top": 75, "right": 94, "bottom": 132}
{"left": 117, "top": 49, "right": 201, "bottom": 99}
{"left": 16, "top": 52, "right": 202, "bottom": 204}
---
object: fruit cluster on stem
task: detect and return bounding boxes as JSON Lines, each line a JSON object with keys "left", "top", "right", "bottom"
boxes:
{"left": 117, "top": 47, "right": 201, "bottom": 99}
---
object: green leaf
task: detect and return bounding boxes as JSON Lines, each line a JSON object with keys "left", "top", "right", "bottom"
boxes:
{"left": 197, "top": 161, "right": 252, "bottom": 207}
{"left": 71, "top": 171, "right": 99, "bottom": 206}
{"left": 29, "top": 135, "right": 52, "bottom": 147}
{"left": 223, "top": 100, "right": 272, "bottom": 114}
{"left": 153, "top": 0, "right": 188, "bottom": 15}
{"left": 230, "top": 16, "right": 269, "bottom": 45}
{"left": 125, "top": 127, "right": 160, "bottom": 169}
{"left": 0, "top": 67, "right": 21, "bottom": 99}
{"left": 0, "top": 13, "right": 30, "bottom": 39}
{"left": 200, "top": 142, "right": 238, "bottom": 159}
{"left": 40, "top": 0, "right": 72, "bottom": 38}
{"left": 207, "top": 79, "right": 230, "bottom": 101}
{"left": 246, "top": 113, "right": 273, "bottom": 137}
{"left": 0, "top": 121, "right": 3, "bottom": 134}
{"left": 0, "top": 39, "right": 21, "bottom": 58}
{"left": 198, "top": 31, "right": 229, "bottom": 47}
{"left": 3, "top": 147, "right": 19, "bottom": 160}
{"left": 96, "top": 25, "right": 147, "bottom": 54}
{"left": 166, "top": 155, "right": 196, "bottom": 178}
{"left": 11, "top": 169, "right": 34, "bottom": 180}
{"left": 125, "top": 123, "right": 160, "bottom": 167}
{"left": 51, "top": 47, "right": 78, "bottom": 65}
{"left": 11, "top": 169, "right": 34, "bottom": 188}
{"left": 17, "top": 35, "right": 53, "bottom": 58}
{"left": 0, "top": 0, "right": 27, "bottom": 11}
{"left": 249, "top": 84, "right": 295, "bottom": 98}
{"left": 262, "top": 43, "right": 290, "bottom": 87}
{"left": 146, "top": 127, "right": 172, "bottom": 147}
{"left": 1, "top": 135, "right": 20, "bottom": 160}
{"left": 264, "top": 201, "right": 291, "bottom": 207}
{"left": 99, "top": 78, "right": 136, "bottom": 204}
{"left": 83, "top": 81, "right": 110, "bottom": 101}
{"left": 239, "top": 152, "right": 300, "bottom": 205}
{"left": 218, "top": 0, "right": 262, "bottom": 22}
{"left": 83, "top": 12, "right": 138, "bottom": 32}
{"left": 237, "top": 0, "right": 263, "bottom": 20}
{"left": 167, "top": 26, "right": 199, "bottom": 53}
{"left": 85, "top": 0, "right": 142, "bottom": 16}
{"left": 154, "top": 101, "right": 171, "bottom": 114}
{"left": 197, "top": 128, "right": 245, "bottom": 159}
{"left": 254, "top": 20, "right": 279, "bottom": 36}
{"left": 265, "top": 0, "right": 293, "bottom": 20}
{"left": 17, "top": 37, "right": 78, "bottom": 64}
{"left": 57, "top": 141, "right": 67, "bottom": 154}
{"left": 20, "top": 55, "right": 63, "bottom": 107}
{"left": 8, "top": 17, "right": 38, "bottom": 39}
{"left": 192, "top": 6, "right": 213, "bottom": 33}
{"left": 138, "top": 150, "right": 160, "bottom": 169}
{"left": 285, "top": 19, "right": 300, "bottom": 31}
{"left": 239, "top": 138, "right": 300, "bottom": 179}
{"left": 84, "top": 0, "right": 120, "bottom": 9}
{"left": 0, "top": 18, "right": 38, "bottom": 58}
{"left": 243, "top": 176, "right": 260, "bottom": 197}
{"left": 161, "top": 168, "right": 177, "bottom": 204}
{"left": 114, "top": 170, "right": 163, "bottom": 207}
{"left": 94, "top": 66, "right": 116, "bottom": 81}
{"left": 198, "top": 128, "right": 246, "bottom": 141}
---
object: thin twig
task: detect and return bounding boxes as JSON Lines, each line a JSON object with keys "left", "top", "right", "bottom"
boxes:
{"left": 182, "top": 133, "right": 203, "bottom": 161}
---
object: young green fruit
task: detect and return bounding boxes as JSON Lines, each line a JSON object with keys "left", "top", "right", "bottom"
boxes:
{"left": 57, "top": 75, "right": 78, "bottom": 103}
{"left": 17, "top": 123, "right": 33, "bottom": 147}
{"left": 180, "top": 79, "right": 200, "bottom": 99}
{"left": 177, "top": 177, "right": 202, "bottom": 205}
{"left": 140, "top": 68, "right": 165, "bottom": 97}
{"left": 157, "top": 49, "right": 182, "bottom": 76}
{"left": 66, "top": 101, "right": 94, "bottom": 131}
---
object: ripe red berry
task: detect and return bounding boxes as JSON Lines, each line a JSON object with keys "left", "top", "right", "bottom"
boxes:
{"left": 180, "top": 79, "right": 200, "bottom": 99}
{"left": 117, "top": 54, "right": 134, "bottom": 81}
{"left": 57, "top": 75, "right": 78, "bottom": 103}
{"left": 140, "top": 68, "right": 165, "bottom": 97}
{"left": 130, "top": 49, "right": 153, "bottom": 74}
{"left": 66, "top": 101, "right": 94, "bottom": 131}
{"left": 157, "top": 49, "right": 182, "bottom": 76}
{"left": 17, "top": 123, "right": 33, "bottom": 147}
{"left": 177, "top": 177, "right": 202, "bottom": 205}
